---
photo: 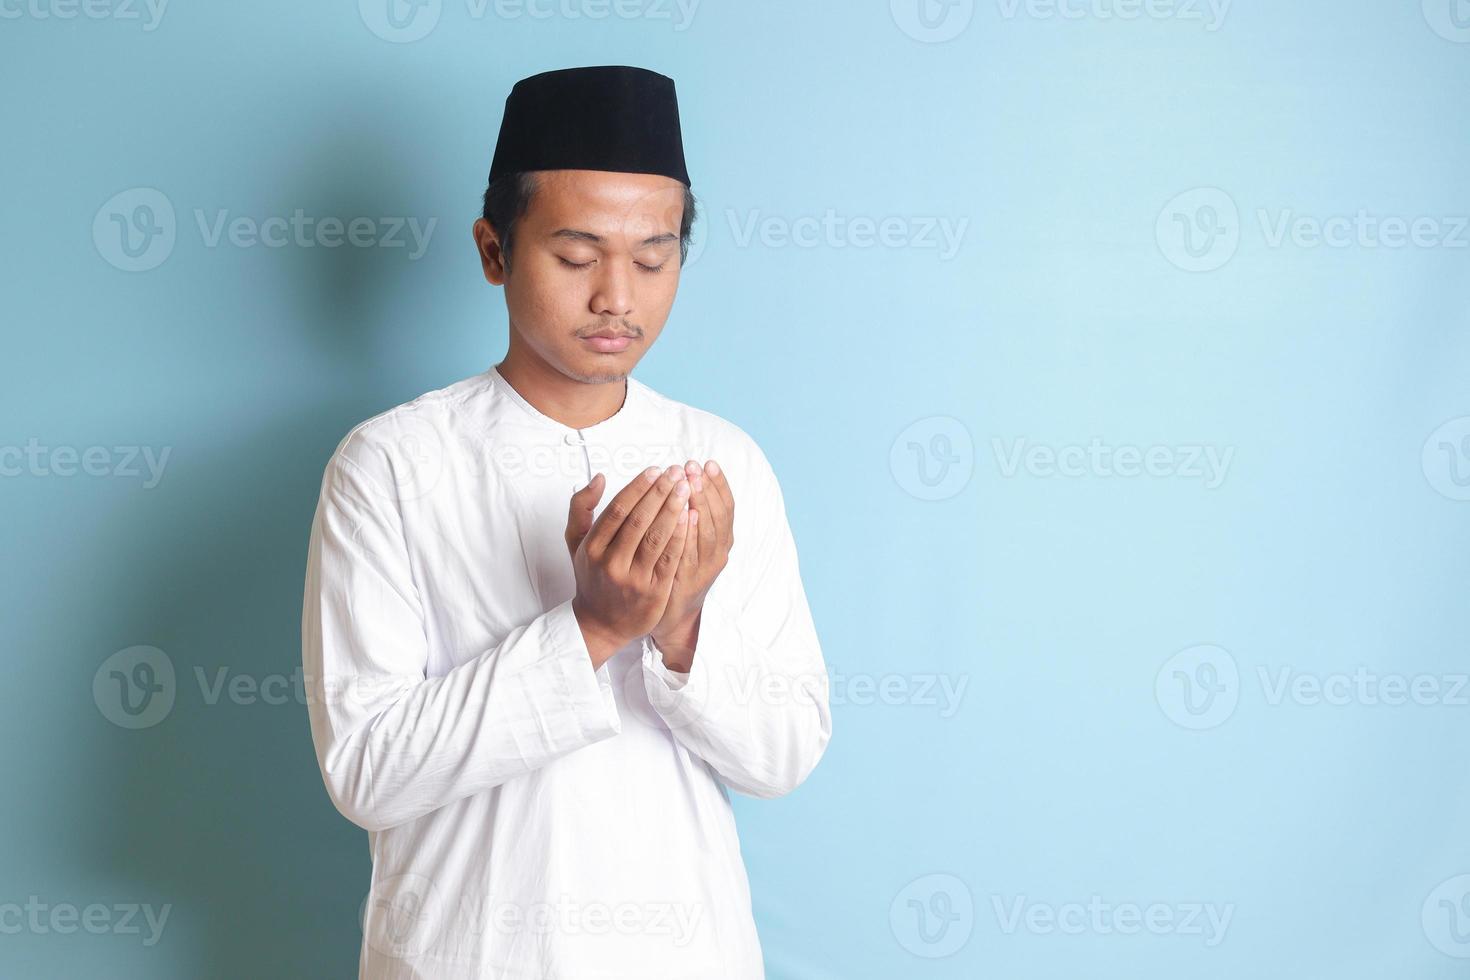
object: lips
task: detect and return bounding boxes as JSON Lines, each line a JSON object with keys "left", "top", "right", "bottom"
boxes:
{"left": 581, "top": 334, "right": 634, "bottom": 353}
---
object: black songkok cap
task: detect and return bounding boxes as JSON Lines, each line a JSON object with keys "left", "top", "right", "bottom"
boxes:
{"left": 488, "top": 65, "right": 691, "bottom": 188}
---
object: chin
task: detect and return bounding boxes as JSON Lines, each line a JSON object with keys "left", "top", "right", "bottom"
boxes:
{"left": 561, "top": 355, "right": 632, "bottom": 385}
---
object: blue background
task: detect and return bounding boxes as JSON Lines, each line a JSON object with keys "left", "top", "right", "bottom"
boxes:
{"left": 4, "top": 0, "right": 1469, "bottom": 976}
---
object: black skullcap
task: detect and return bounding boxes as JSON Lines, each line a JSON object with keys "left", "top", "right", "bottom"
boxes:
{"left": 488, "top": 66, "right": 691, "bottom": 188}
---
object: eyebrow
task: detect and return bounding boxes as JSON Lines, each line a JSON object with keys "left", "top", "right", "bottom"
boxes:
{"left": 548, "top": 228, "right": 679, "bottom": 248}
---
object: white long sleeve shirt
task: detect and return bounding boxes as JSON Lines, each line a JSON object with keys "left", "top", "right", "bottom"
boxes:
{"left": 300, "top": 364, "right": 831, "bottom": 979}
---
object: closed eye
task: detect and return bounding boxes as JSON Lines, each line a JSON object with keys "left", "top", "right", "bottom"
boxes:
{"left": 558, "top": 257, "right": 667, "bottom": 274}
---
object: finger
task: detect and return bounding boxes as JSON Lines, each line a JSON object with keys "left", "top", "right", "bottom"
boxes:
{"left": 633, "top": 471, "right": 690, "bottom": 575}
{"left": 653, "top": 503, "right": 690, "bottom": 589}
{"left": 704, "top": 459, "right": 735, "bottom": 517}
{"left": 635, "top": 475, "right": 690, "bottom": 579}
{"left": 607, "top": 465, "right": 685, "bottom": 571}
{"left": 564, "top": 472, "right": 605, "bottom": 557}
{"left": 681, "top": 506, "right": 701, "bottom": 577}
{"left": 679, "top": 460, "right": 707, "bottom": 572}
{"left": 684, "top": 464, "right": 716, "bottom": 570}
{"left": 701, "top": 460, "right": 734, "bottom": 552}
{"left": 583, "top": 466, "right": 661, "bottom": 558}
{"left": 693, "top": 486, "right": 715, "bottom": 565}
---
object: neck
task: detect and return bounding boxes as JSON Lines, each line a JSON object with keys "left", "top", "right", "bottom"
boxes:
{"left": 496, "top": 342, "right": 628, "bottom": 430}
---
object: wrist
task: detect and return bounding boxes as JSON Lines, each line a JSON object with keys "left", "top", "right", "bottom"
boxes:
{"left": 652, "top": 610, "right": 702, "bottom": 671}
{"left": 650, "top": 634, "right": 695, "bottom": 674}
{"left": 571, "top": 597, "right": 629, "bottom": 669}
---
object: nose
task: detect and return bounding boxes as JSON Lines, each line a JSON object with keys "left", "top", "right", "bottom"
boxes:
{"left": 589, "top": 260, "right": 634, "bottom": 319}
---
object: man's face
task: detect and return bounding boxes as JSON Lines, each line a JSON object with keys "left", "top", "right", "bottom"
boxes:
{"left": 474, "top": 169, "right": 685, "bottom": 384}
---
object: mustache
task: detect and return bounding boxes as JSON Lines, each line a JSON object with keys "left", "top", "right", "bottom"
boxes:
{"left": 577, "top": 321, "right": 644, "bottom": 338}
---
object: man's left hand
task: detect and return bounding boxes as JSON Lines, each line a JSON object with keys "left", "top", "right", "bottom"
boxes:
{"left": 650, "top": 459, "right": 734, "bottom": 671}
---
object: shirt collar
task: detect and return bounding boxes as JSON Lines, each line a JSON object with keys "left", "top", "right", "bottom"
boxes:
{"left": 487, "top": 363, "right": 648, "bottom": 440}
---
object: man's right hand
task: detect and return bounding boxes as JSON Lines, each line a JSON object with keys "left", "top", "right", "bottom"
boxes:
{"left": 565, "top": 464, "right": 691, "bottom": 668}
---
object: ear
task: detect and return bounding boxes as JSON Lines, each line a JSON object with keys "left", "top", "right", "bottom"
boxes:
{"left": 472, "top": 218, "right": 507, "bottom": 285}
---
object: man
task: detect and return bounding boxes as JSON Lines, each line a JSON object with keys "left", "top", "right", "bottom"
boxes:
{"left": 301, "top": 65, "right": 832, "bottom": 978}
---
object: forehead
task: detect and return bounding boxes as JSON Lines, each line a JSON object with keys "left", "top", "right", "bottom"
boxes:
{"left": 525, "top": 169, "right": 685, "bottom": 242}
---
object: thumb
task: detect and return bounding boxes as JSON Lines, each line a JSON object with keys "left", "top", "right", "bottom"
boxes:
{"left": 565, "top": 472, "right": 605, "bottom": 556}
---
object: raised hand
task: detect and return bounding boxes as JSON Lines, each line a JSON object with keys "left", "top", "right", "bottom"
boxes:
{"left": 565, "top": 464, "right": 691, "bottom": 667}
{"left": 651, "top": 459, "right": 735, "bottom": 670}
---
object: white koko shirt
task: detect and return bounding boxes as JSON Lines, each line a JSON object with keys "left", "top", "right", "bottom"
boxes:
{"left": 301, "top": 364, "right": 832, "bottom": 979}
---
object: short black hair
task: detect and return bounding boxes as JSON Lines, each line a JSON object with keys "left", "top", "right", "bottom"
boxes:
{"left": 480, "top": 172, "right": 699, "bottom": 273}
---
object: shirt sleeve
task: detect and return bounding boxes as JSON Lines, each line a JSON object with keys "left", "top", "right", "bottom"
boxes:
{"left": 638, "top": 444, "right": 832, "bottom": 799}
{"left": 301, "top": 437, "right": 622, "bottom": 833}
